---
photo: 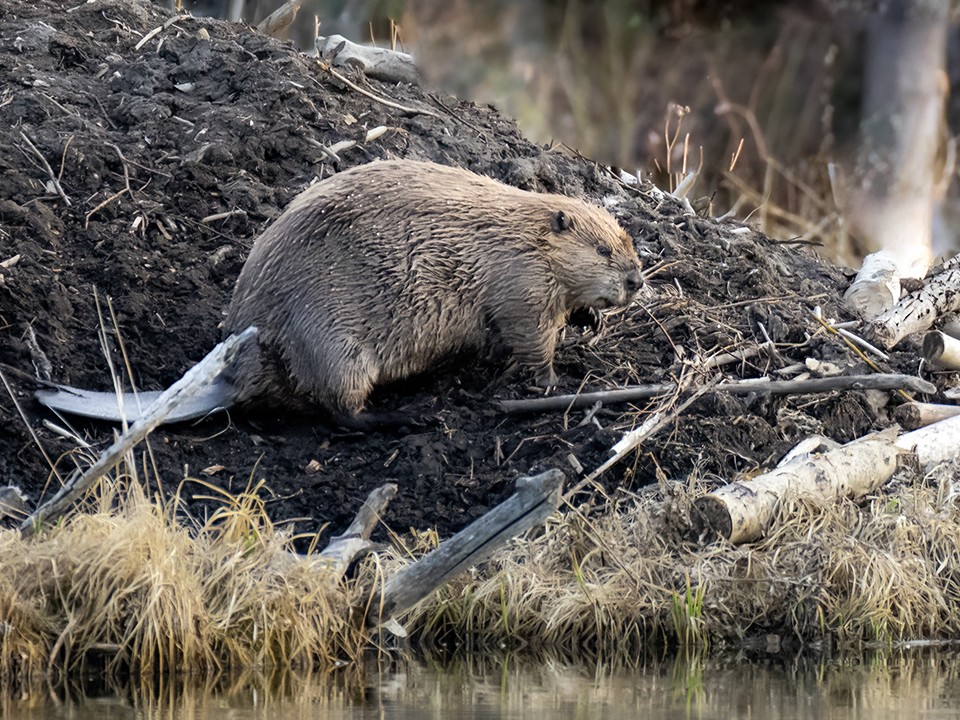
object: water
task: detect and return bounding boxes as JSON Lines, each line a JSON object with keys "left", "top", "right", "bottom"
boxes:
{"left": 7, "top": 649, "right": 960, "bottom": 720}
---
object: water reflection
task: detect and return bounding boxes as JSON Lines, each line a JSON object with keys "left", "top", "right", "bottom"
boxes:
{"left": 6, "top": 648, "right": 960, "bottom": 719}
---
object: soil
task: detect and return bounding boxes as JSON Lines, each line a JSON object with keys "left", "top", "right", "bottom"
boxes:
{"left": 0, "top": 0, "right": 927, "bottom": 545}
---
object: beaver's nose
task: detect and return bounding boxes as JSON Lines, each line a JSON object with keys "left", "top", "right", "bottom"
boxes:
{"left": 625, "top": 268, "right": 643, "bottom": 293}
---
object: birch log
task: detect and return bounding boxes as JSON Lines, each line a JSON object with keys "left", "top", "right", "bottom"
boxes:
{"left": 843, "top": 251, "right": 901, "bottom": 319}
{"left": 941, "top": 313, "right": 960, "bottom": 340}
{"left": 895, "top": 414, "right": 960, "bottom": 468}
{"left": 870, "top": 268, "right": 960, "bottom": 348}
{"left": 692, "top": 437, "right": 902, "bottom": 544}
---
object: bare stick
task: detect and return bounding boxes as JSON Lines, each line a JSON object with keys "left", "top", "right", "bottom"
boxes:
{"left": 501, "top": 374, "right": 936, "bottom": 414}
{"left": 84, "top": 188, "right": 128, "bottom": 229}
{"left": 836, "top": 327, "right": 889, "bottom": 361}
{"left": 368, "top": 469, "right": 563, "bottom": 625}
{"left": 18, "top": 131, "right": 71, "bottom": 206}
{"left": 310, "top": 483, "right": 398, "bottom": 579}
{"left": 257, "top": 0, "right": 301, "bottom": 38}
{"left": 565, "top": 376, "right": 715, "bottom": 500}
{"left": 20, "top": 327, "right": 257, "bottom": 537}
{"left": 201, "top": 209, "right": 247, "bottom": 224}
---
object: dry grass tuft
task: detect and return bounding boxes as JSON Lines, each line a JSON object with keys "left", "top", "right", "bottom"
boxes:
{"left": 0, "top": 474, "right": 365, "bottom": 681}
{"left": 394, "top": 462, "right": 960, "bottom": 658}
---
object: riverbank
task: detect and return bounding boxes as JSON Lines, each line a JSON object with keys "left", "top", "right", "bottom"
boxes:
{"left": 2, "top": 0, "right": 960, "bottom": 681}
{"left": 3, "top": 462, "right": 959, "bottom": 679}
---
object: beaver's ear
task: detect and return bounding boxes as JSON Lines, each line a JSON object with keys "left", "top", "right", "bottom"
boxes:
{"left": 551, "top": 210, "right": 574, "bottom": 233}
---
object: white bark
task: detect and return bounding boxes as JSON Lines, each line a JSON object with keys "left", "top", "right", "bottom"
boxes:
{"left": 692, "top": 437, "right": 902, "bottom": 544}
{"left": 870, "top": 268, "right": 960, "bottom": 348}
{"left": 895, "top": 414, "right": 960, "bottom": 469}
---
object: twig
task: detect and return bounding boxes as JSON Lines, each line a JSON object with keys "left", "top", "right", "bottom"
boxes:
{"left": 84, "top": 188, "right": 128, "bottom": 229}
{"left": 201, "top": 209, "right": 247, "bottom": 224}
{"left": 565, "top": 374, "right": 716, "bottom": 499}
{"left": 18, "top": 131, "right": 71, "bottom": 206}
{"left": 134, "top": 14, "right": 183, "bottom": 51}
{"left": 836, "top": 327, "right": 889, "bottom": 361}
{"left": 318, "top": 62, "right": 440, "bottom": 118}
{"left": 500, "top": 373, "right": 936, "bottom": 414}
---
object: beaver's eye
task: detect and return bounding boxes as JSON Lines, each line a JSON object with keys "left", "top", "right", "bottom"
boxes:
{"left": 597, "top": 245, "right": 612, "bottom": 258}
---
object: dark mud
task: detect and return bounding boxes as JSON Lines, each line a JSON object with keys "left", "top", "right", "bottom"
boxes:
{"left": 0, "top": 0, "right": 914, "bottom": 542}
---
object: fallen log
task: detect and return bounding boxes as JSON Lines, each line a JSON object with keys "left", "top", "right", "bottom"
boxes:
{"left": 500, "top": 373, "right": 936, "bottom": 414}
{"left": 367, "top": 469, "right": 564, "bottom": 626}
{"left": 691, "top": 435, "right": 902, "bottom": 544}
{"left": 843, "top": 250, "right": 901, "bottom": 319}
{"left": 19, "top": 327, "right": 258, "bottom": 536}
{"left": 315, "top": 34, "right": 419, "bottom": 85}
{"left": 894, "top": 401, "right": 960, "bottom": 430}
{"left": 922, "top": 330, "right": 960, "bottom": 370}
{"left": 870, "top": 268, "right": 960, "bottom": 349}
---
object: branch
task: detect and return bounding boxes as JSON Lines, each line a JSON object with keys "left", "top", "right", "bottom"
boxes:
{"left": 500, "top": 374, "right": 937, "bottom": 414}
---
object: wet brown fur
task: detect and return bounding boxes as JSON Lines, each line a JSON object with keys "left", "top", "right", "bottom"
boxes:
{"left": 224, "top": 160, "right": 642, "bottom": 420}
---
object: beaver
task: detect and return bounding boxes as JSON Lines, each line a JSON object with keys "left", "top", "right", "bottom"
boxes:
{"left": 36, "top": 159, "right": 642, "bottom": 425}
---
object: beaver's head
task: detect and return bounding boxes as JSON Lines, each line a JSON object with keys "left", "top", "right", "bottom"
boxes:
{"left": 542, "top": 204, "right": 643, "bottom": 311}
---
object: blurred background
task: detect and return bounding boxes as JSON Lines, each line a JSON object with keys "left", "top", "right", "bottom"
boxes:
{"left": 170, "top": 0, "right": 960, "bottom": 271}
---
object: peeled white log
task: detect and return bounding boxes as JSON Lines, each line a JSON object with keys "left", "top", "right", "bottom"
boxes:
{"left": 870, "top": 268, "right": 960, "bottom": 348}
{"left": 923, "top": 330, "right": 960, "bottom": 369}
{"left": 692, "top": 436, "right": 901, "bottom": 544}
{"left": 894, "top": 401, "right": 960, "bottom": 430}
{"left": 940, "top": 312, "right": 960, "bottom": 340}
{"left": 843, "top": 251, "right": 901, "bottom": 320}
{"left": 316, "top": 35, "right": 419, "bottom": 85}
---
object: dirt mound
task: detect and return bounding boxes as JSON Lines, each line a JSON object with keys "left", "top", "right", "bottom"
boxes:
{"left": 0, "top": 0, "right": 894, "bottom": 542}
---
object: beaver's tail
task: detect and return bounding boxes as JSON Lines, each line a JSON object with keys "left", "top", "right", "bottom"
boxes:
{"left": 35, "top": 379, "right": 236, "bottom": 424}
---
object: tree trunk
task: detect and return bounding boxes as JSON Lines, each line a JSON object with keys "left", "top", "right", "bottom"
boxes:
{"left": 851, "top": 0, "right": 948, "bottom": 277}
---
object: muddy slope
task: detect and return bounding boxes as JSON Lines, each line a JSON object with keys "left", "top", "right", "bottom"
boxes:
{"left": 0, "top": 0, "right": 897, "bottom": 542}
